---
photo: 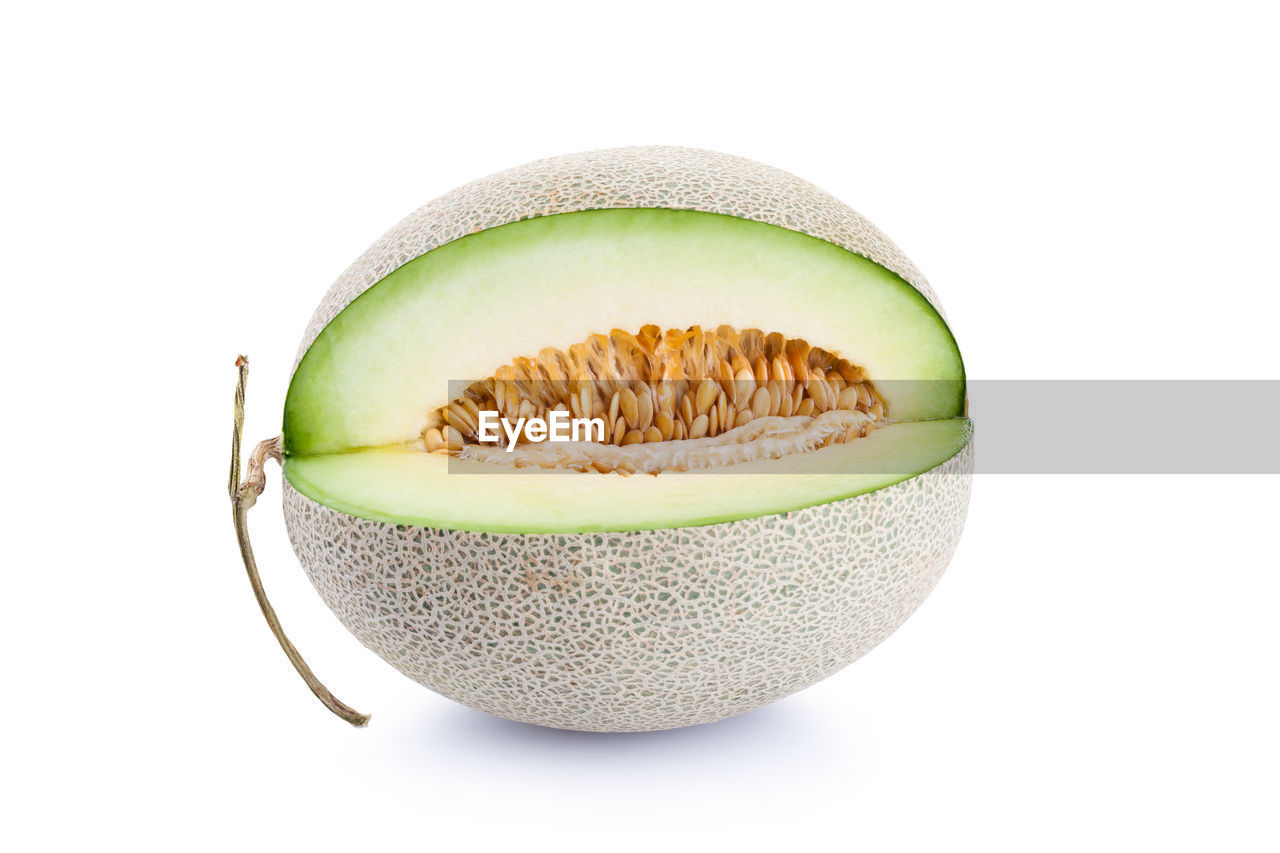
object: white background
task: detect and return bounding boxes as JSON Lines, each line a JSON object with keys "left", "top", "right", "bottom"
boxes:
{"left": 3, "top": 2, "right": 1277, "bottom": 850}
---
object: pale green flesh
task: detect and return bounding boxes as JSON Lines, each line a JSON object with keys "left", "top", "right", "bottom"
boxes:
{"left": 284, "top": 419, "right": 971, "bottom": 534}
{"left": 284, "top": 207, "right": 967, "bottom": 532}
{"left": 285, "top": 208, "right": 964, "bottom": 457}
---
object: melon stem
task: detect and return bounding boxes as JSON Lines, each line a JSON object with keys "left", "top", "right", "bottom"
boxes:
{"left": 229, "top": 355, "right": 370, "bottom": 727}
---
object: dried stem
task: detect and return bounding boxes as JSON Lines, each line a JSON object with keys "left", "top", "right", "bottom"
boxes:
{"left": 229, "top": 355, "right": 370, "bottom": 727}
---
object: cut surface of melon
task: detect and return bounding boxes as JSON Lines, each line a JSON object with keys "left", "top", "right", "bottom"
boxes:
{"left": 283, "top": 418, "right": 971, "bottom": 533}
{"left": 283, "top": 206, "right": 969, "bottom": 533}
{"left": 284, "top": 208, "right": 964, "bottom": 457}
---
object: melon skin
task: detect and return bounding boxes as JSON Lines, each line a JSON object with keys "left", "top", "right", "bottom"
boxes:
{"left": 283, "top": 441, "right": 972, "bottom": 732}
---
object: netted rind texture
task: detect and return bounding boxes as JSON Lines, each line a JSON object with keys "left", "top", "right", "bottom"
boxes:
{"left": 283, "top": 442, "right": 973, "bottom": 732}
{"left": 293, "top": 146, "right": 941, "bottom": 371}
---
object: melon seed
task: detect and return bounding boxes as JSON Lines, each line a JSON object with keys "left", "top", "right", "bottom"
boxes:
{"left": 427, "top": 325, "right": 887, "bottom": 461}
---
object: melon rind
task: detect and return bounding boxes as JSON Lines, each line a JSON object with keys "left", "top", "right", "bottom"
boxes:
{"left": 283, "top": 440, "right": 973, "bottom": 732}
{"left": 292, "top": 146, "right": 944, "bottom": 372}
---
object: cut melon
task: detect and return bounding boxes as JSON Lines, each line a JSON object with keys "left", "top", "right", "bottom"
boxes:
{"left": 235, "top": 146, "right": 975, "bottom": 732}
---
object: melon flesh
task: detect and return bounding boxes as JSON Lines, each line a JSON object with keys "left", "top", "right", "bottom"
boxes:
{"left": 284, "top": 418, "right": 970, "bottom": 533}
{"left": 282, "top": 207, "right": 966, "bottom": 534}
{"left": 284, "top": 209, "right": 964, "bottom": 457}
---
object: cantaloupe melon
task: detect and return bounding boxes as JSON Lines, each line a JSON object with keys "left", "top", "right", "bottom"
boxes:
{"left": 230, "top": 146, "right": 973, "bottom": 732}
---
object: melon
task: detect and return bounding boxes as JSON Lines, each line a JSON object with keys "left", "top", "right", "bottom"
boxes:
{"left": 230, "top": 146, "right": 973, "bottom": 732}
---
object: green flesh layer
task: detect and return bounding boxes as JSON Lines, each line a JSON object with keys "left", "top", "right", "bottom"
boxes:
{"left": 285, "top": 209, "right": 964, "bottom": 456}
{"left": 283, "top": 208, "right": 967, "bottom": 533}
{"left": 284, "top": 419, "right": 971, "bottom": 533}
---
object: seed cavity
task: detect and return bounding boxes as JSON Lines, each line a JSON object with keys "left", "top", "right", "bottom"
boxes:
{"left": 423, "top": 325, "right": 887, "bottom": 473}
